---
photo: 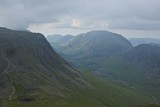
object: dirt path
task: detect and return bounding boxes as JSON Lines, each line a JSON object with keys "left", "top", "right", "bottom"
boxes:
{"left": 9, "top": 80, "right": 15, "bottom": 101}
{"left": 1, "top": 51, "right": 15, "bottom": 101}
{"left": 147, "top": 92, "right": 158, "bottom": 104}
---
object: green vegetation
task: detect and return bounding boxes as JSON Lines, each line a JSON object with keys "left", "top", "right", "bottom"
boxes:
{"left": 138, "top": 104, "right": 160, "bottom": 107}
{"left": 0, "top": 71, "right": 153, "bottom": 107}
{"left": 0, "top": 27, "right": 158, "bottom": 107}
{"left": 47, "top": 30, "right": 133, "bottom": 72}
{"left": 48, "top": 31, "right": 160, "bottom": 102}
{"left": 100, "top": 44, "right": 160, "bottom": 100}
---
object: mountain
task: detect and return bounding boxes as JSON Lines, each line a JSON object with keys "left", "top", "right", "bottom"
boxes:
{"left": 47, "top": 34, "right": 73, "bottom": 45}
{"left": 47, "top": 34, "right": 74, "bottom": 53}
{"left": 100, "top": 44, "right": 160, "bottom": 101}
{"left": 47, "top": 34, "right": 64, "bottom": 43}
{"left": 129, "top": 38, "right": 160, "bottom": 46}
{"left": 0, "top": 27, "right": 84, "bottom": 105}
{"left": 0, "top": 27, "right": 152, "bottom": 107}
{"left": 48, "top": 30, "right": 133, "bottom": 72}
{"left": 48, "top": 31, "right": 160, "bottom": 101}
{"left": 125, "top": 44, "right": 160, "bottom": 68}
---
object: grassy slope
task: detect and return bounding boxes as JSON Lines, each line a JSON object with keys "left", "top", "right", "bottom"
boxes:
{"left": 2, "top": 71, "right": 153, "bottom": 107}
{"left": 101, "top": 56, "right": 160, "bottom": 101}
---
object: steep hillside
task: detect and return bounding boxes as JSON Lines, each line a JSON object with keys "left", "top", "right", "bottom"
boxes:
{"left": 125, "top": 44, "right": 160, "bottom": 68}
{"left": 102, "top": 44, "right": 160, "bottom": 99}
{"left": 48, "top": 31, "right": 160, "bottom": 101}
{"left": 0, "top": 28, "right": 154, "bottom": 107}
{"left": 48, "top": 32, "right": 160, "bottom": 89}
{"left": 0, "top": 27, "right": 84, "bottom": 104}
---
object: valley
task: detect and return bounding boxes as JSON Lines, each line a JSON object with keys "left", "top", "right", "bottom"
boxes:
{"left": 47, "top": 30, "right": 160, "bottom": 106}
{"left": 1, "top": 0, "right": 159, "bottom": 106}
{"left": 0, "top": 27, "right": 155, "bottom": 107}
{"left": 0, "top": 28, "right": 159, "bottom": 107}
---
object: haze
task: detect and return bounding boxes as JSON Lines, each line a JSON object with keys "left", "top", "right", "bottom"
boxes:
{"left": 0, "top": 0, "right": 160, "bottom": 38}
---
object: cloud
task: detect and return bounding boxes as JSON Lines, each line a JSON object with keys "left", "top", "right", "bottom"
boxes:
{"left": 0, "top": 0, "right": 160, "bottom": 37}
{"left": 0, "top": 0, "right": 72, "bottom": 29}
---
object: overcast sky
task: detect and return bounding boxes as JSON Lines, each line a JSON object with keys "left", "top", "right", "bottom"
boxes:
{"left": 0, "top": 0, "right": 160, "bottom": 38}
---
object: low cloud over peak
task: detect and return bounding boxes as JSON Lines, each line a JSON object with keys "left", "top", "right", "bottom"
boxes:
{"left": 0, "top": 0, "right": 160, "bottom": 38}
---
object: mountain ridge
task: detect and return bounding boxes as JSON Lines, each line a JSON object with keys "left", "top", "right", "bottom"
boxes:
{"left": 129, "top": 38, "right": 160, "bottom": 46}
{"left": 0, "top": 27, "right": 154, "bottom": 106}
{"left": 47, "top": 30, "right": 160, "bottom": 101}
{"left": 47, "top": 30, "right": 133, "bottom": 72}
{"left": 0, "top": 27, "right": 84, "bottom": 103}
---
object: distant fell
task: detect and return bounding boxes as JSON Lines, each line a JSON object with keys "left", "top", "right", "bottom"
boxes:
{"left": 47, "top": 30, "right": 133, "bottom": 72}
{"left": 129, "top": 38, "right": 160, "bottom": 46}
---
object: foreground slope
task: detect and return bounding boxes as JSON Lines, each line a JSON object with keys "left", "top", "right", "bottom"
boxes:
{"left": 0, "top": 27, "right": 84, "bottom": 105}
{"left": 0, "top": 27, "right": 153, "bottom": 107}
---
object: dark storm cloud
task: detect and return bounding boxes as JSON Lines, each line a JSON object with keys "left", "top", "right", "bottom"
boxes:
{"left": 0, "top": 0, "right": 160, "bottom": 31}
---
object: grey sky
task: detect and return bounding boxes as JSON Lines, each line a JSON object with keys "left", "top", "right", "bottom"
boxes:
{"left": 0, "top": 0, "right": 160, "bottom": 38}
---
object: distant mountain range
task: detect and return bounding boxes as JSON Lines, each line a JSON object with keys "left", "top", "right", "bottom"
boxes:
{"left": 47, "top": 34, "right": 73, "bottom": 44}
{"left": 47, "top": 31, "right": 132, "bottom": 71}
{"left": 0, "top": 27, "right": 152, "bottom": 107}
{"left": 129, "top": 38, "right": 160, "bottom": 46}
{"left": 47, "top": 31, "right": 160, "bottom": 101}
